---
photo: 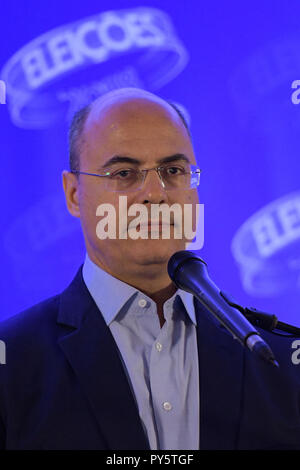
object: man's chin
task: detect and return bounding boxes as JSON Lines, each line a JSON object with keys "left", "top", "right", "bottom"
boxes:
{"left": 126, "top": 238, "right": 185, "bottom": 265}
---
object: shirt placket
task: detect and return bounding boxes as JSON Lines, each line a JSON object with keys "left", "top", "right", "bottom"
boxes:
{"left": 149, "top": 301, "right": 179, "bottom": 450}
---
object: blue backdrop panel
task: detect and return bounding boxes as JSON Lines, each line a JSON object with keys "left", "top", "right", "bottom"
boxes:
{"left": 0, "top": 1, "right": 299, "bottom": 325}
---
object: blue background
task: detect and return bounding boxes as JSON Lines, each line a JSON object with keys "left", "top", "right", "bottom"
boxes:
{"left": 0, "top": 1, "right": 299, "bottom": 325}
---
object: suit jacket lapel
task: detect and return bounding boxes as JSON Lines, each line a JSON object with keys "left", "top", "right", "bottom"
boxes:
{"left": 56, "top": 267, "right": 150, "bottom": 450}
{"left": 195, "top": 297, "right": 245, "bottom": 450}
{"left": 56, "top": 267, "right": 245, "bottom": 450}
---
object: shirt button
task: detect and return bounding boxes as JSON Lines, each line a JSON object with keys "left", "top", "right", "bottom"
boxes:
{"left": 163, "top": 402, "right": 172, "bottom": 411}
{"left": 156, "top": 342, "right": 163, "bottom": 352}
{"left": 138, "top": 299, "right": 147, "bottom": 308}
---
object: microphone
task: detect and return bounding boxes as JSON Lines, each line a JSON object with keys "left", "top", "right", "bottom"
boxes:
{"left": 168, "top": 251, "right": 279, "bottom": 367}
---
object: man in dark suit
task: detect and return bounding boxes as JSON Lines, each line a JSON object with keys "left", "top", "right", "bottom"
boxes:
{"left": 0, "top": 88, "right": 300, "bottom": 450}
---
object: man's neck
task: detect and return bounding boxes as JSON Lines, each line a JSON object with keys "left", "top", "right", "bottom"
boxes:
{"left": 115, "top": 269, "right": 178, "bottom": 306}
{"left": 88, "top": 252, "right": 177, "bottom": 326}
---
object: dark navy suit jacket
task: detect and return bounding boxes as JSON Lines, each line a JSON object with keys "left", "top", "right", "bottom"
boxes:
{"left": 0, "top": 266, "right": 300, "bottom": 450}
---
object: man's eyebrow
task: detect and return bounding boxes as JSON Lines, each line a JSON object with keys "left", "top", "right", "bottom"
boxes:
{"left": 100, "top": 155, "right": 141, "bottom": 168}
{"left": 99, "top": 153, "right": 190, "bottom": 169}
{"left": 157, "top": 154, "right": 190, "bottom": 164}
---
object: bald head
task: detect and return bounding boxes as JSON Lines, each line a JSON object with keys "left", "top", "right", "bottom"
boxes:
{"left": 63, "top": 87, "right": 199, "bottom": 284}
{"left": 68, "top": 88, "right": 191, "bottom": 172}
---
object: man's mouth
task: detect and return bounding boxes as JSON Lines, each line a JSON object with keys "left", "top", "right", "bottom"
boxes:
{"left": 137, "top": 221, "right": 174, "bottom": 229}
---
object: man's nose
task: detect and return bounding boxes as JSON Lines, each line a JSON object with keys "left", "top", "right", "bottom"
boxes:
{"left": 139, "top": 168, "right": 167, "bottom": 204}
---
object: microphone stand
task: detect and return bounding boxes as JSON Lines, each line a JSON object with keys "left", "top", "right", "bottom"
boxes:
{"left": 220, "top": 291, "right": 300, "bottom": 338}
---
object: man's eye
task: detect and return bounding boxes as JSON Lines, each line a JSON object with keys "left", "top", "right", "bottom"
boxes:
{"left": 165, "top": 166, "right": 185, "bottom": 175}
{"left": 111, "top": 169, "right": 135, "bottom": 179}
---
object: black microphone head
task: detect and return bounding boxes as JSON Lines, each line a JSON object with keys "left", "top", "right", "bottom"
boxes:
{"left": 167, "top": 250, "right": 207, "bottom": 286}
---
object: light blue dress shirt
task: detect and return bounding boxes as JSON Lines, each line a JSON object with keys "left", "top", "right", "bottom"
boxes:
{"left": 82, "top": 254, "right": 200, "bottom": 450}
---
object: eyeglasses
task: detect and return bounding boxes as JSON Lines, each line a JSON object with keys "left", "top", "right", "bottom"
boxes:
{"left": 70, "top": 163, "right": 202, "bottom": 193}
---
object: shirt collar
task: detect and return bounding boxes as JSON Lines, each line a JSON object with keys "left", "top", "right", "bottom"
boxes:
{"left": 82, "top": 254, "right": 197, "bottom": 326}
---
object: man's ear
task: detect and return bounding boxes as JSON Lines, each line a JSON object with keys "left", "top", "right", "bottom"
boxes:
{"left": 62, "top": 170, "right": 80, "bottom": 218}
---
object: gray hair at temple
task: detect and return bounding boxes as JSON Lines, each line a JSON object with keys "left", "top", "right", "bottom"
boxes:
{"left": 68, "top": 95, "right": 191, "bottom": 173}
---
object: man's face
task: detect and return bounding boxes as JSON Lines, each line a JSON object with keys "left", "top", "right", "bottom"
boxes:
{"left": 64, "top": 94, "right": 199, "bottom": 279}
